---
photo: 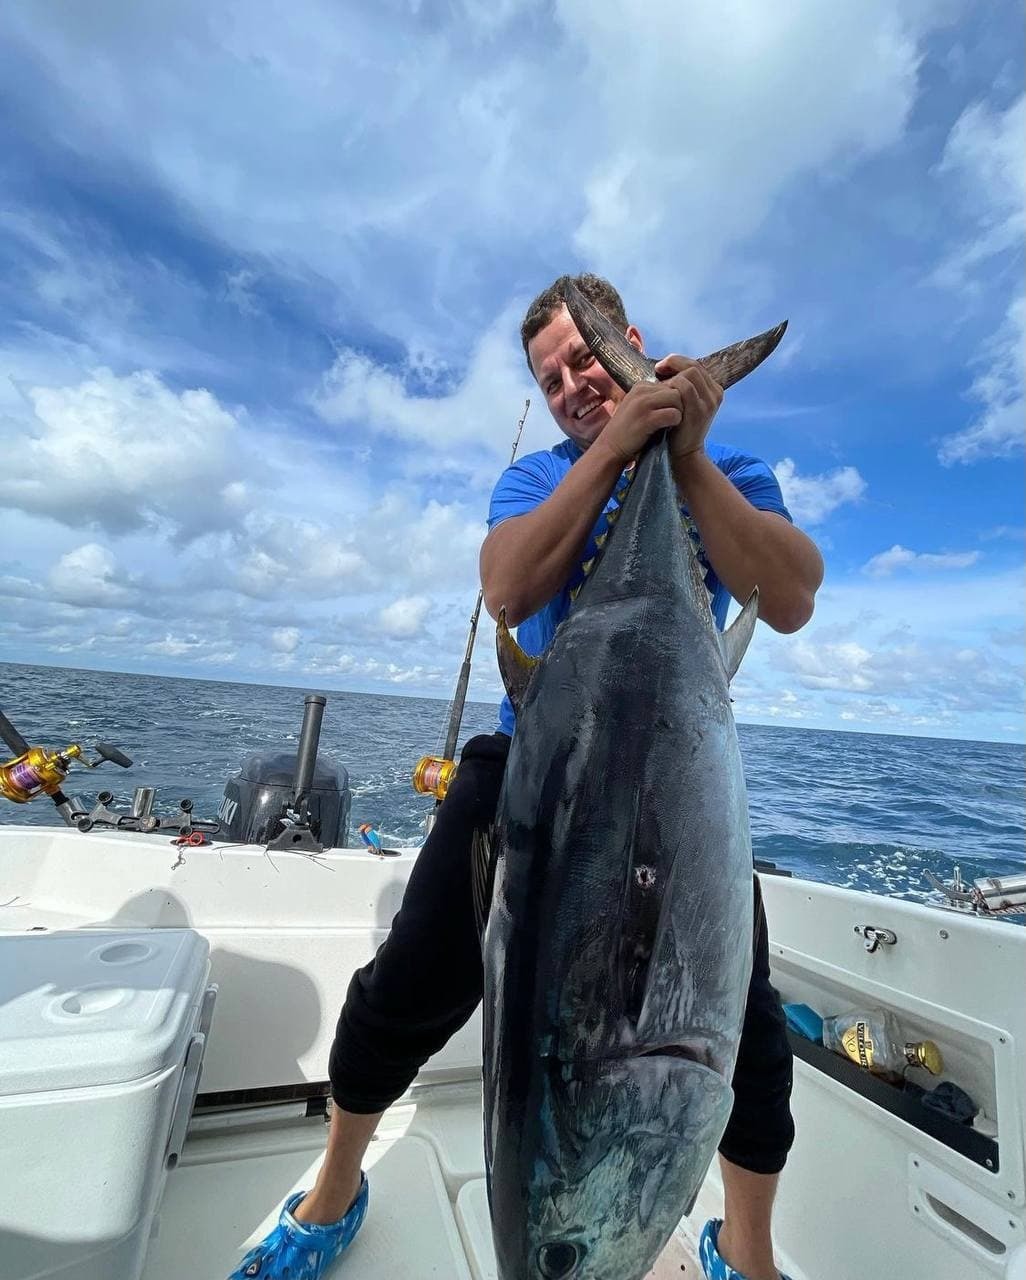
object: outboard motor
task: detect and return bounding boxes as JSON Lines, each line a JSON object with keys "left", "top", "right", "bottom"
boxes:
{"left": 217, "top": 695, "right": 351, "bottom": 849}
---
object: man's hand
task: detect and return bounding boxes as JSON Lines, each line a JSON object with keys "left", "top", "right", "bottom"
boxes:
{"left": 654, "top": 355, "right": 723, "bottom": 466}
{"left": 596, "top": 380, "right": 685, "bottom": 466}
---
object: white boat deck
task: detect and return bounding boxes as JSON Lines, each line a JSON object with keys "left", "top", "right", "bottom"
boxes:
{"left": 142, "top": 1083, "right": 701, "bottom": 1279}
{"left": 2, "top": 826, "right": 1023, "bottom": 1280}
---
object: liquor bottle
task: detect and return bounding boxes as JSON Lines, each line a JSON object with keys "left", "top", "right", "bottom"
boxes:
{"left": 822, "top": 1007, "right": 943, "bottom": 1082}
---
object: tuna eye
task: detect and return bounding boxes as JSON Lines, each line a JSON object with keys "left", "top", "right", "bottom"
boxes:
{"left": 538, "top": 1241, "right": 582, "bottom": 1277}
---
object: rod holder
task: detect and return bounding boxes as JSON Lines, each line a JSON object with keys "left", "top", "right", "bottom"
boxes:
{"left": 131, "top": 787, "right": 155, "bottom": 819}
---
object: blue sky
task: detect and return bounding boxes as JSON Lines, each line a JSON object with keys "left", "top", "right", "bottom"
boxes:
{"left": 0, "top": 1, "right": 1022, "bottom": 743}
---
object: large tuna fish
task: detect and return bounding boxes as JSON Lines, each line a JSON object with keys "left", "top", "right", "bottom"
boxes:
{"left": 481, "top": 288, "right": 786, "bottom": 1280}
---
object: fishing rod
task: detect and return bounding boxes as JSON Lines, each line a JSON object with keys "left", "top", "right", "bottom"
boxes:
{"left": 412, "top": 399, "right": 531, "bottom": 812}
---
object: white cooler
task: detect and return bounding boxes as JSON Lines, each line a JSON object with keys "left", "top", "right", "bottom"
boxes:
{"left": 0, "top": 928, "right": 215, "bottom": 1280}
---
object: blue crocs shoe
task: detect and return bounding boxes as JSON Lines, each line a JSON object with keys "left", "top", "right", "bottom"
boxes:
{"left": 699, "top": 1219, "right": 793, "bottom": 1280}
{"left": 228, "top": 1177, "right": 368, "bottom": 1279}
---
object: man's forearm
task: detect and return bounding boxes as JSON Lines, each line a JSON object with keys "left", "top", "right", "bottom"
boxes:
{"left": 481, "top": 438, "right": 625, "bottom": 625}
{"left": 673, "top": 450, "right": 823, "bottom": 633}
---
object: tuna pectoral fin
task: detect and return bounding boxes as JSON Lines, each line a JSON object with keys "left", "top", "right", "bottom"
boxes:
{"left": 496, "top": 608, "right": 541, "bottom": 713}
{"left": 719, "top": 588, "right": 759, "bottom": 680}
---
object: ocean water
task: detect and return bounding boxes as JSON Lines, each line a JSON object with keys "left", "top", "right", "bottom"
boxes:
{"left": 2, "top": 662, "right": 1023, "bottom": 910}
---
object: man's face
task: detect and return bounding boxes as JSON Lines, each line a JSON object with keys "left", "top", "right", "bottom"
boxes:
{"left": 528, "top": 305, "right": 644, "bottom": 451}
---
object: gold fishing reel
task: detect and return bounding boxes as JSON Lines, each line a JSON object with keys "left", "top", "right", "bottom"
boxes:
{"left": 0, "top": 743, "right": 83, "bottom": 803}
{"left": 412, "top": 755, "right": 458, "bottom": 803}
{"left": 0, "top": 706, "right": 133, "bottom": 807}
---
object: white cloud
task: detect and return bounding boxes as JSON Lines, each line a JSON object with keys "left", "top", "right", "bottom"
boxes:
{"left": 783, "top": 638, "right": 876, "bottom": 691}
{"left": 980, "top": 525, "right": 1026, "bottom": 542}
{"left": 223, "top": 268, "right": 262, "bottom": 318}
{"left": 378, "top": 595, "right": 431, "bottom": 638}
{"left": 0, "top": 572, "right": 42, "bottom": 601}
{"left": 744, "top": 568, "right": 1026, "bottom": 734}
{"left": 270, "top": 626, "right": 300, "bottom": 653}
{"left": 395, "top": 500, "right": 486, "bottom": 582}
{"left": 312, "top": 307, "right": 543, "bottom": 455}
{"left": 938, "top": 294, "right": 1024, "bottom": 464}
{"left": 771, "top": 628, "right": 1023, "bottom": 715}
{"left": 933, "top": 94, "right": 1024, "bottom": 287}
{"left": 2, "top": 3, "right": 1022, "bottom": 741}
{"left": 862, "top": 544, "right": 981, "bottom": 576}
{"left": 145, "top": 633, "right": 204, "bottom": 658}
{"left": 932, "top": 94, "right": 1024, "bottom": 465}
{"left": 836, "top": 697, "right": 952, "bottom": 731}
{"left": 214, "top": 494, "right": 485, "bottom": 603}
{"left": 307, "top": 648, "right": 448, "bottom": 688}
{"left": 561, "top": 0, "right": 935, "bottom": 332}
{"left": 774, "top": 457, "right": 867, "bottom": 525}
{"left": 0, "top": 209, "right": 232, "bottom": 381}
{"left": 0, "top": 368, "right": 246, "bottom": 536}
{"left": 2, "top": 1, "right": 958, "bottom": 348}
{"left": 233, "top": 518, "right": 367, "bottom": 600}
{"left": 46, "top": 543, "right": 136, "bottom": 607}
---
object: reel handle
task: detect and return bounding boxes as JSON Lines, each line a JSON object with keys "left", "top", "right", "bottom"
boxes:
{"left": 95, "top": 741, "right": 133, "bottom": 769}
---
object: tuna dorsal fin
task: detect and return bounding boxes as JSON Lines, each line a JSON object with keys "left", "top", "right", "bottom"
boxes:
{"left": 719, "top": 588, "right": 758, "bottom": 680}
{"left": 496, "top": 608, "right": 541, "bottom": 713}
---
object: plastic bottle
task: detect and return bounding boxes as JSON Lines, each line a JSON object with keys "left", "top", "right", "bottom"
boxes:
{"left": 822, "top": 1007, "right": 943, "bottom": 1082}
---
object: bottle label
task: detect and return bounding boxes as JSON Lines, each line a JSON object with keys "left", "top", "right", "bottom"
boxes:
{"left": 842, "top": 1022, "right": 874, "bottom": 1069}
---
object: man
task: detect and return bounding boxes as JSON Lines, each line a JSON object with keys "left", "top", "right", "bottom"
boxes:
{"left": 229, "top": 274, "right": 824, "bottom": 1280}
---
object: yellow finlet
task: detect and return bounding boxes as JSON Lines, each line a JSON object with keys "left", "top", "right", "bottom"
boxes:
{"left": 496, "top": 608, "right": 541, "bottom": 713}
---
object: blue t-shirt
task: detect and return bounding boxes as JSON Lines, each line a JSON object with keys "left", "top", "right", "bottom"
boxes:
{"left": 487, "top": 438, "right": 792, "bottom": 736}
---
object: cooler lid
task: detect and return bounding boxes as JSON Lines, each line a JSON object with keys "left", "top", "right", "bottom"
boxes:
{"left": 0, "top": 928, "right": 209, "bottom": 1096}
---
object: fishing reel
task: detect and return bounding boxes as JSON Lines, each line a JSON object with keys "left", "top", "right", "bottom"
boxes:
{"left": 0, "top": 709, "right": 132, "bottom": 805}
{"left": 412, "top": 755, "right": 458, "bottom": 803}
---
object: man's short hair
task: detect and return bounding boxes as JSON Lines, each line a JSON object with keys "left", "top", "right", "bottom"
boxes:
{"left": 520, "top": 273, "right": 629, "bottom": 374}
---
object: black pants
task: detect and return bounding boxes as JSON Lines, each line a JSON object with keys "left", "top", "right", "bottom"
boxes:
{"left": 330, "top": 732, "right": 794, "bottom": 1176}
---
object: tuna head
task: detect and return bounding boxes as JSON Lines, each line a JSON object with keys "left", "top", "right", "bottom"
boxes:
{"left": 491, "top": 1052, "right": 734, "bottom": 1280}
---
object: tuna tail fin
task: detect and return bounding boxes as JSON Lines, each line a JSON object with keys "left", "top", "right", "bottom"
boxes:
{"left": 496, "top": 608, "right": 541, "bottom": 713}
{"left": 564, "top": 282, "right": 787, "bottom": 393}
{"left": 698, "top": 322, "right": 788, "bottom": 390}
{"left": 719, "top": 588, "right": 758, "bottom": 680}
{"left": 564, "top": 284, "right": 658, "bottom": 392}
